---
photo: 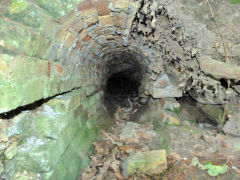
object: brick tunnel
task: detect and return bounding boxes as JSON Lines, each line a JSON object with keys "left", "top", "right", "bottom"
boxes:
{"left": 1, "top": 0, "right": 240, "bottom": 179}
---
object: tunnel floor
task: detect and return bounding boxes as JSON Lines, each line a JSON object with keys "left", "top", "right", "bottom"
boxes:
{"left": 78, "top": 115, "right": 240, "bottom": 179}
{"left": 103, "top": 68, "right": 148, "bottom": 123}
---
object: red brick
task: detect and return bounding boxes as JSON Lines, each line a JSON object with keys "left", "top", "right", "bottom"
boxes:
{"left": 54, "top": 64, "right": 63, "bottom": 74}
{"left": 78, "top": 0, "right": 96, "bottom": 17}
{"left": 91, "top": 0, "right": 110, "bottom": 16}
{"left": 75, "top": 40, "right": 83, "bottom": 50}
{"left": 85, "top": 15, "right": 99, "bottom": 27}
{"left": 79, "top": 29, "right": 92, "bottom": 43}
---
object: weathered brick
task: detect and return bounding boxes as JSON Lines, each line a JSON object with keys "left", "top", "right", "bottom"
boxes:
{"left": 79, "top": 29, "right": 92, "bottom": 43}
{"left": 56, "top": 29, "right": 67, "bottom": 43}
{"left": 85, "top": 14, "right": 99, "bottom": 27}
{"left": 35, "top": 60, "right": 49, "bottom": 77}
{"left": 75, "top": 40, "right": 83, "bottom": 50}
{"left": 99, "top": 15, "right": 114, "bottom": 26}
{"left": 64, "top": 32, "right": 75, "bottom": 48}
{"left": 112, "top": 0, "right": 129, "bottom": 9}
{"left": 54, "top": 64, "right": 63, "bottom": 75}
{"left": 113, "top": 11, "right": 127, "bottom": 28}
{"left": 91, "top": 26, "right": 102, "bottom": 37}
{"left": 69, "top": 19, "right": 85, "bottom": 34}
{"left": 91, "top": 0, "right": 110, "bottom": 16}
{"left": 78, "top": 0, "right": 96, "bottom": 18}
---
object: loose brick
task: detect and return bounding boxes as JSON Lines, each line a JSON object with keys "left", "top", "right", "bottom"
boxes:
{"left": 91, "top": 0, "right": 110, "bottom": 16}
{"left": 99, "top": 15, "right": 114, "bottom": 26}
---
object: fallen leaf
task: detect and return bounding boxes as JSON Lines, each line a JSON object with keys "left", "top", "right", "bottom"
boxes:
{"left": 136, "top": 131, "right": 151, "bottom": 141}
{"left": 118, "top": 145, "right": 136, "bottom": 152}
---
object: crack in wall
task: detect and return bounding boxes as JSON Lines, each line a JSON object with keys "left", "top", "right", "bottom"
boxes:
{"left": 0, "top": 86, "right": 96, "bottom": 120}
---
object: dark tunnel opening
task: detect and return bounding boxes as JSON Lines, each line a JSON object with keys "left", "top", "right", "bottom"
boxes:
{"left": 102, "top": 52, "right": 148, "bottom": 121}
{"left": 103, "top": 67, "right": 143, "bottom": 118}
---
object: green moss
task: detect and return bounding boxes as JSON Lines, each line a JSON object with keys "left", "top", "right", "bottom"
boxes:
{"left": 230, "top": 0, "right": 240, "bottom": 4}
{"left": 9, "top": 0, "right": 29, "bottom": 15}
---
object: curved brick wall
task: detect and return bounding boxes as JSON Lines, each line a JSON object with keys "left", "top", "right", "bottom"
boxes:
{"left": 0, "top": 0, "right": 154, "bottom": 179}
{"left": 1, "top": 0, "right": 240, "bottom": 179}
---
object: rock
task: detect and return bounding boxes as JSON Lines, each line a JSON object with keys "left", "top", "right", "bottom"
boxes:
{"left": 199, "top": 56, "right": 240, "bottom": 80}
{"left": 161, "top": 98, "right": 180, "bottom": 113}
{"left": 0, "top": 161, "right": 3, "bottom": 176}
{"left": 139, "top": 97, "right": 149, "bottom": 105}
{"left": 191, "top": 48, "right": 198, "bottom": 57}
{"left": 4, "top": 142, "right": 18, "bottom": 160}
{"left": 223, "top": 112, "right": 240, "bottom": 137}
{"left": 149, "top": 74, "right": 182, "bottom": 98}
{"left": 161, "top": 111, "right": 180, "bottom": 126}
{"left": 123, "top": 150, "right": 167, "bottom": 176}
{"left": 189, "top": 87, "right": 226, "bottom": 105}
{"left": 199, "top": 104, "right": 223, "bottom": 124}
{"left": 0, "top": 120, "right": 8, "bottom": 142}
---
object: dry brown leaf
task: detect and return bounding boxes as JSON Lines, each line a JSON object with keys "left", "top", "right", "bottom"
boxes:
{"left": 81, "top": 167, "right": 95, "bottom": 180}
{"left": 168, "top": 152, "right": 183, "bottom": 165}
{"left": 136, "top": 131, "right": 151, "bottom": 141}
{"left": 111, "top": 160, "right": 124, "bottom": 179}
{"left": 118, "top": 145, "right": 136, "bottom": 152}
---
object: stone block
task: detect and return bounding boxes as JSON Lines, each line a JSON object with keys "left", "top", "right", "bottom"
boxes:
{"left": 112, "top": 0, "right": 129, "bottom": 9}
{"left": 113, "top": 11, "right": 127, "bottom": 28}
{"left": 149, "top": 74, "right": 183, "bottom": 98}
{"left": 161, "top": 111, "right": 180, "bottom": 126}
{"left": 199, "top": 56, "right": 240, "bottom": 80}
{"left": 63, "top": 32, "right": 75, "bottom": 48}
{"left": 56, "top": 29, "right": 67, "bottom": 43}
{"left": 99, "top": 15, "right": 114, "bottom": 26}
{"left": 79, "top": 29, "right": 92, "bottom": 43}
{"left": 22, "top": 77, "right": 46, "bottom": 105}
{"left": 4, "top": 142, "right": 18, "bottom": 160}
{"left": 223, "top": 111, "right": 240, "bottom": 136}
{"left": 199, "top": 104, "right": 223, "bottom": 124}
{"left": 78, "top": 0, "right": 96, "bottom": 18}
{"left": 35, "top": 60, "right": 49, "bottom": 78}
{"left": 91, "top": 0, "right": 110, "bottom": 16}
{"left": 54, "top": 63, "right": 64, "bottom": 76}
{"left": 69, "top": 18, "right": 85, "bottom": 34}
{"left": 85, "top": 14, "right": 99, "bottom": 27}
{"left": 14, "top": 137, "right": 56, "bottom": 172}
{"left": 123, "top": 150, "right": 167, "bottom": 176}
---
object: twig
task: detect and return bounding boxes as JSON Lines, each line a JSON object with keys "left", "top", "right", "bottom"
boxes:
{"left": 205, "top": 0, "right": 230, "bottom": 125}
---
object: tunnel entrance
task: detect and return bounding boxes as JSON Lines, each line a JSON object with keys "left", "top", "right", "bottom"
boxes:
{"left": 102, "top": 52, "right": 148, "bottom": 122}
